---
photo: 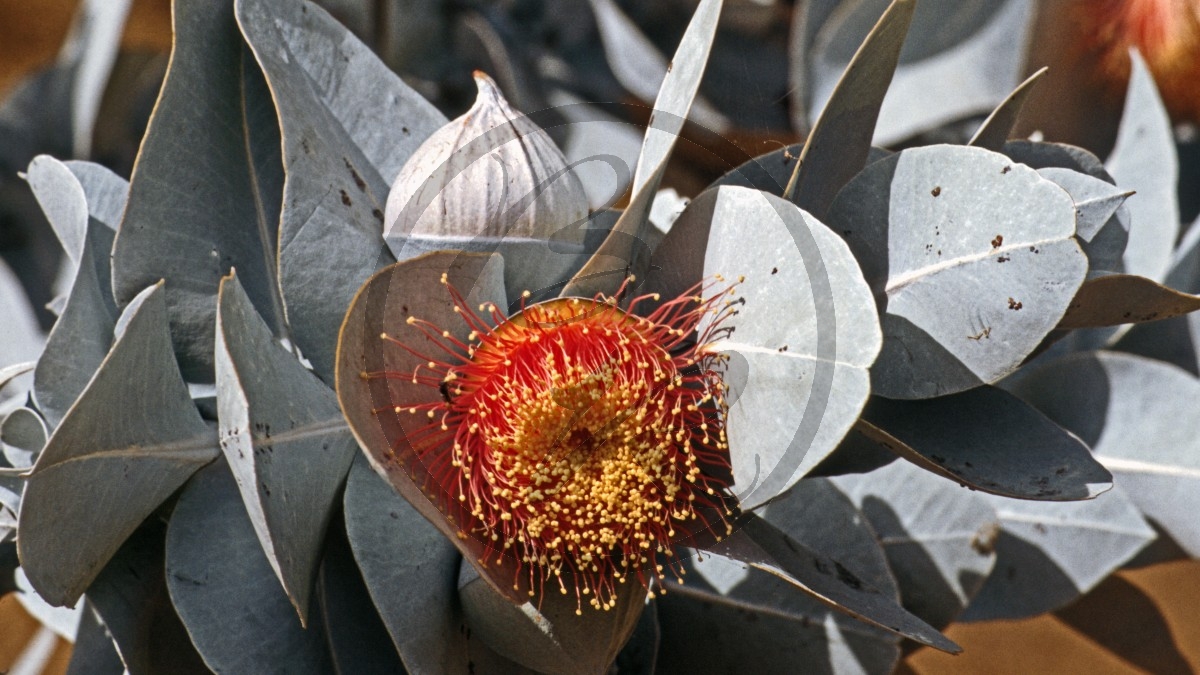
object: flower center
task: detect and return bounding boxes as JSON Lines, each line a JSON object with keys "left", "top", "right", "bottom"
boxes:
{"left": 394, "top": 282, "right": 738, "bottom": 612}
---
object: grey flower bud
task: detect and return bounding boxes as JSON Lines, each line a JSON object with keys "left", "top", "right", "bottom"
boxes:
{"left": 384, "top": 74, "right": 591, "bottom": 300}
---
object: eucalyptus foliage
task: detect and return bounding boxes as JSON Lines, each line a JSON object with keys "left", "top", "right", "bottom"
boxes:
{"left": 1, "top": 0, "right": 1198, "bottom": 673}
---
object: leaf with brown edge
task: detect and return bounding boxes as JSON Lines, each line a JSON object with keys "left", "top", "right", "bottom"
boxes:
{"left": 335, "top": 250, "right": 527, "bottom": 602}
{"left": 1058, "top": 274, "right": 1200, "bottom": 329}
{"left": 112, "top": 0, "right": 286, "bottom": 383}
{"left": 785, "top": 0, "right": 915, "bottom": 219}
{"left": 859, "top": 387, "right": 1112, "bottom": 501}
{"left": 968, "top": 67, "right": 1048, "bottom": 151}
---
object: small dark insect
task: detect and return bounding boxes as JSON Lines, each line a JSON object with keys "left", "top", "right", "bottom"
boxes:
{"left": 1001, "top": 165, "right": 1012, "bottom": 174}
{"left": 931, "top": 186, "right": 942, "bottom": 197}
{"left": 439, "top": 381, "right": 454, "bottom": 404}
{"left": 1007, "top": 297, "right": 1023, "bottom": 310}
{"left": 991, "top": 234, "right": 1003, "bottom": 248}
{"left": 771, "top": 267, "right": 778, "bottom": 275}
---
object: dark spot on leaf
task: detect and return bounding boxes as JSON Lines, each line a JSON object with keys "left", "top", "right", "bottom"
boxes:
{"left": 373, "top": 208, "right": 384, "bottom": 223}
{"left": 300, "top": 137, "right": 312, "bottom": 154}
{"left": 1001, "top": 165, "right": 1012, "bottom": 174}
{"left": 777, "top": 345, "right": 788, "bottom": 353}
{"left": 931, "top": 186, "right": 941, "bottom": 197}
{"left": 1055, "top": 467, "right": 1067, "bottom": 475}
{"left": 834, "top": 561, "right": 864, "bottom": 590}
{"left": 402, "top": 126, "right": 410, "bottom": 135}
{"left": 771, "top": 267, "right": 778, "bottom": 275}
{"left": 1007, "top": 297, "right": 1023, "bottom": 310}
{"left": 344, "top": 158, "right": 367, "bottom": 192}
{"left": 340, "top": 189, "right": 352, "bottom": 207}
{"left": 971, "top": 523, "right": 998, "bottom": 555}
{"left": 389, "top": 511, "right": 399, "bottom": 519}
{"left": 964, "top": 461, "right": 973, "bottom": 468}
{"left": 401, "top": 305, "right": 409, "bottom": 314}
{"left": 1034, "top": 522, "right": 1048, "bottom": 535}
{"left": 930, "top": 454, "right": 946, "bottom": 464}
{"left": 991, "top": 235, "right": 1003, "bottom": 248}
{"left": 171, "top": 572, "right": 206, "bottom": 586}
{"left": 997, "top": 255, "right": 1010, "bottom": 263}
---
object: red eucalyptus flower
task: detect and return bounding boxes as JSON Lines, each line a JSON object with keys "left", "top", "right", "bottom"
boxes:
{"left": 371, "top": 275, "right": 742, "bottom": 612}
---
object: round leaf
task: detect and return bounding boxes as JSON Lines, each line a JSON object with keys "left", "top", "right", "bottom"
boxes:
{"left": 826, "top": 144, "right": 1087, "bottom": 399}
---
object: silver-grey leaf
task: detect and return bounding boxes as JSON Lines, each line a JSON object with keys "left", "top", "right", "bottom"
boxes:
{"left": 960, "top": 486, "right": 1154, "bottom": 621}
{"left": 1, "top": 407, "right": 46, "bottom": 470}
{"left": 343, "top": 455, "right": 469, "bottom": 674}
{"left": 788, "top": 0, "right": 915, "bottom": 220}
{"left": 859, "top": 387, "right": 1112, "bottom": 500}
{"left": 684, "top": 186, "right": 881, "bottom": 509}
{"left": 563, "top": 0, "right": 723, "bottom": 298}
{"left": 237, "top": 0, "right": 447, "bottom": 381}
{"left": 215, "top": 271, "right": 356, "bottom": 623}
{"left": 808, "top": 0, "right": 1034, "bottom": 146}
{"left": 1037, "top": 167, "right": 1131, "bottom": 275}
{"left": 967, "top": 67, "right": 1047, "bottom": 151}
{"left": 662, "top": 479, "right": 901, "bottom": 674}
{"left": 826, "top": 144, "right": 1087, "bottom": 399}
{"left": 27, "top": 157, "right": 127, "bottom": 429}
{"left": 32, "top": 192, "right": 118, "bottom": 429}
{"left": 831, "top": 459, "right": 999, "bottom": 628}
{"left": 112, "top": 0, "right": 286, "bottom": 383}
{"left": 708, "top": 515, "right": 960, "bottom": 653}
{"left": 585, "top": 0, "right": 728, "bottom": 132}
{"left": 0, "top": 259, "right": 44, "bottom": 400}
{"left": 459, "top": 560, "right": 647, "bottom": 675}
{"left": 166, "top": 458, "right": 334, "bottom": 673}
{"left": 87, "top": 520, "right": 208, "bottom": 674}
{"left": 62, "top": 0, "right": 132, "bottom": 157}
{"left": 1106, "top": 50, "right": 1179, "bottom": 284}
{"left": 1010, "top": 351, "right": 1200, "bottom": 556}
{"left": 18, "top": 284, "right": 217, "bottom": 607}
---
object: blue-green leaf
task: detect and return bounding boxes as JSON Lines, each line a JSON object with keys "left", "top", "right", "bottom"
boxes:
{"left": 166, "top": 458, "right": 333, "bottom": 673}
{"left": 237, "top": 0, "right": 446, "bottom": 381}
{"left": 18, "top": 284, "right": 217, "bottom": 607}
{"left": 215, "top": 271, "right": 356, "bottom": 622}
{"left": 112, "top": 0, "right": 286, "bottom": 383}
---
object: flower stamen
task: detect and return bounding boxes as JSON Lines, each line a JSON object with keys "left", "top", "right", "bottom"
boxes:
{"left": 377, "top": 278, "right": 739, "bottom": 611}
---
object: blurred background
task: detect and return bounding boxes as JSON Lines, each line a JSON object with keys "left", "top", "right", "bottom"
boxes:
{"left": 1, "top": 0, "right": 1198, "bottom": 672}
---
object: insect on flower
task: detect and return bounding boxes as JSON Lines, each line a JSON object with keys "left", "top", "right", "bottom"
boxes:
{"left": 364, "top": 270, "right": 745, "bottom": 614}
